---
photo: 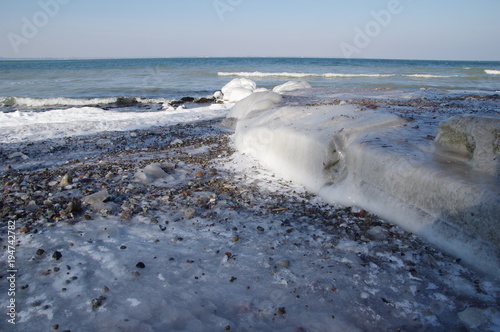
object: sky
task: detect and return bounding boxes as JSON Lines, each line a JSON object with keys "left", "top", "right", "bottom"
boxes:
{"left": 0, "top": 0, "right": 499, "bottom": 61}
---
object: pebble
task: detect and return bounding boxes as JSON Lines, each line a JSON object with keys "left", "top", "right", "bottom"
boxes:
{"left": 136, "top": 262, "right": 146, "bottom": 269}
{"left": 184, "top": 207, "right": 197, "bottom": 219}
{"left": 52, "top": 251, "right": 62, "bottom": 260}
{"left": 91, "top": 296, "right": 107, "bottom": 310}
{"left": 276, "top": 260, "right": 290, "bottom": 268}
{"left": 59, "top": 174, "right": 72, "bottom": 186}
{"left": 36, "top": 249, "right": 45, "bottom": 256}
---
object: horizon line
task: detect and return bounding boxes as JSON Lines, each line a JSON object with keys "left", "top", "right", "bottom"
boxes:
{"left": 1, "top": 56, "right": 500, "bottom": 63}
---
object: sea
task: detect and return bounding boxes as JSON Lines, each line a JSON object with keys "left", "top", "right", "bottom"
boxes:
{"left": 1, "top": 57, "right": 499, "bottom": 113}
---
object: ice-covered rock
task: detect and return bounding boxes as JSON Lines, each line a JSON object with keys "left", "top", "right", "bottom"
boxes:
{"left": 227, "top": 91, "right": 283, "bottom": 121}
{"left": 232, "top": 98, "right": 500, "bottom": 278}
{"left": 273, "top": 81, "right": 312, "bottom": 94}
{"left": 83, "top": 190, "right": 109, "bottom": 205}
{"left": 134, "top": 163, "right": 169, "bottom": 185}
{"left": 221, "top": 78, "right": 257, "bottom": 102}
{"left": 436, "top": 115, "right": 500, "bottom": 177}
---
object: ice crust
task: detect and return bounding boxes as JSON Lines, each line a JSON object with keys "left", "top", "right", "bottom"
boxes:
{"left": 220, "top": 78, "right": 257, "bottom": 102}
{"left": 230, "top": 89, "right": 500, "bottom": 277}
{"left": 272, "top": 81, "right": 312, "bottom": 94}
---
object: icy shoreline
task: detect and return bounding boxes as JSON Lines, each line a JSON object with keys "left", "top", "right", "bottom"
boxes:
{"left": 1, "top": 86, "right": 499, "bottom": 331}
{"left": 228, "top": 87, "right": 500, "bottom": 278}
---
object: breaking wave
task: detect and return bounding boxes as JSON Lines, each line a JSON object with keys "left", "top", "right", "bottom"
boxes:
{"left": 0, "top": 96, "right": 171, "bottom": 109}
{"left": 404, "top": 74, "right": 460, "bottom": 78}
{"left": 218, "top": 72, "right": 395, "bottom": 78}
{"left": 485, "top": 69, "right": 500, "bottom": 75}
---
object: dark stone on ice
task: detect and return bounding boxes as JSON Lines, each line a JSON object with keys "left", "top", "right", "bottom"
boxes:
{"left": 36, "top": 249, "right": 45, "bottom": 256}
{"left": 52, "top": 251, "right": 62, "bottom": 260}
{"left": 195, "top": 97, "right": 215, "bottom": 104}
{"left": 136, "top": 262, "right": 146, "bottom": 269}
{"left": 91, "top": 296, "right": 107, "bottom": 310}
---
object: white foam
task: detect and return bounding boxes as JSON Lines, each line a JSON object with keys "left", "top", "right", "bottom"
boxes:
{"left": 485, "top": 69, "right": 500, "bottom": 75}
{"left": 404, "top": 74, "right": 459, "bottom": 78}
{"left": 0, "top": 104, "right": 229, "bottom": 143}
{"left": 2, "top": 97, "right": 172, "bottom": 108}
{"left": 218, "top": 72, "right": 395, "bottom": 78}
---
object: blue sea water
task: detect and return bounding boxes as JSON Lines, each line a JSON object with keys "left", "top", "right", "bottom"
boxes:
{"left": 1, "top": 57, "right": 499, "bottom": 111}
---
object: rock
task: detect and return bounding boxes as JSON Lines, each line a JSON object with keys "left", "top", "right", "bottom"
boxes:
{"left": 195, "top": 97, "right": 215, "bottom": 104}
{"left": 83, "top": 190, "right": 109, "bottom": 205}
{"left": 136, "top": 262, "right": 146, "bottom": 269}
{"left": 52, "top": 251, "right": 62, "bottom": 260}
{"left": 59, "top": 174, "right": 72, "bottom": 186}
{"left": 19, "top": 225, "right": 30, "bottom": 233}
{"left": 436, "top": 115, "right": 500, "bottom": 177}
{"left": 184, "top": 207, "right": 196, "bottom": 219}
{"left": 276, "top": 260, "right": 290, "bottom": 268}
{"left": 36, "top": 249, "right": 45, "bottom": 256}
{"left": 91, "top": 296, "right": 107, "bottom": 310}
{"left": 171, "top": 139, "right": 183, "bottom": 145}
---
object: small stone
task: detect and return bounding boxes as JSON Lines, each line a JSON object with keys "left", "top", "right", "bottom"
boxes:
{"left": 232, "top": 236, "right": 239, "bottom": 242}
{"left": 91, "top": 296, "right": 107, "bottom": 310}
{"left": 103, "top": 285, "right": 110, "bottom": 293}
{"left": 257, "top": 226, "right": 265, "bottom": 232}
{"left": 276, "top": 260, "right": 290, "bottom": 268}
{"left": 83, "top": 190, "right": 109, "bottom": 205}
{"left": 120, "top": 245, "right": 127, "bottom": 250}
{"left": 36, "top": 249, "right": 45, "bottom": 256}
{"left": 52, "top": 251, "right": 62, "bottom": 260}
{"left": 278, "top": 307, "right": 287, "bottom": 315}
{"left": 52, "top": 324, "right": 59, "bottom": 330}
{"left": 136, "top": 262, "right": 146, "bottom": 269}
{"left": 19, "top": 225, "right": 30, "bottom": 233}
{"left": 195, "top": 171, "right": 204, "bottom": 178}
{"left": 183, "top": 207, "right": 196, "bottom": 219}
{"left": 60, "top": 174, "right": 72, "bottom": 186}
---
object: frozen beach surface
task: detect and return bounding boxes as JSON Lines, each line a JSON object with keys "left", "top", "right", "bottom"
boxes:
{"left": 1, "top": 85, "right": 499, "bottom": 331}
{"left": 231, "top": 87, "right": 500, "bottom": 278}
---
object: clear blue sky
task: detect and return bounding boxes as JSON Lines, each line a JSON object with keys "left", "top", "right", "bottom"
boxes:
{"left": 1, "top": 0, "right": 499, "bottom": 60}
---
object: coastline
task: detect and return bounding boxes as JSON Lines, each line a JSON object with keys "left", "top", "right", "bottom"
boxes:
{"left": 1, "top": 87, "right": 499, "bottom": 331}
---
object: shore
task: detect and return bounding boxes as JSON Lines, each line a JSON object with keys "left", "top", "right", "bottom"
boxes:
{"left": 1, "top": 91, "right": 499, "bottom": 331}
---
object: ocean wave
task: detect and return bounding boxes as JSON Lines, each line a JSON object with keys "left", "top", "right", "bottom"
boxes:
{"left": 1, "top": 96, "right": 171, "bottom": 108}
{"left": 404, "top": 74, "right": 459, "bottom": 78}
{"left": 218, "top": 72, "right": 395, "bottom": 78}
{"left": 485, "top": 69, "right": 500, "bottom": 75}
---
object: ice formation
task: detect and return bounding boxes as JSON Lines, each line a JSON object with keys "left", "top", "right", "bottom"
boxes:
{"left": 229, "top": 87, "right": 500, "bottom": 277}
{"left": 272, "top": 81, "right": 312, "bottom": 94}
{"left": 220, "top": 78, "right": 257, "bottom": 102}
